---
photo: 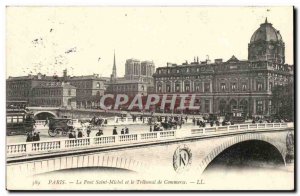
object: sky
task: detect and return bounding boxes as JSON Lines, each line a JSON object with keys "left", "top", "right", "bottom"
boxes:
{"left": 6, "top": 6, "right": 293, "bottom": 78}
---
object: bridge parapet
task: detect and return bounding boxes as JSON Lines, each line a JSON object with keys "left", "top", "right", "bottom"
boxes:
{"left": 7, "top": 123, "right": 293, "bottom": 159}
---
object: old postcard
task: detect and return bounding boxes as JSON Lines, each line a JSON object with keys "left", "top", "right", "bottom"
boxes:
{"left": 6, "top": 6, "right": 294, "bottom": 191}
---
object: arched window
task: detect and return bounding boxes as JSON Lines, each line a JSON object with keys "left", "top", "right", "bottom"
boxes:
{"left": 175, "top": 82, "right": 181, "bottom": 92}
{"left": 96, "top": 82, "right": 101, "bottom": 88}
{"left": 184, "top": 81, "right": 190, "bottom": 92}
{"left": 157, "top": 83, "right": 162, "bottom": 93}
{"left": 256, "top": 100, "right": 263, "bottom": 115}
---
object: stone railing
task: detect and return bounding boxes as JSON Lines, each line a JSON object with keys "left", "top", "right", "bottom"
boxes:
{"left": 7, "top": 123, "right": 293, "bottom": 157}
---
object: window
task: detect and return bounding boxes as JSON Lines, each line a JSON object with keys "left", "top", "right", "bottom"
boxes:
{"left": 175, "top": 83, "right": 180, "bottom": 92}
{"left": 204, "top": 83, "right": 210, "bottom": 92}
{"left": 195, "top": 83, "right": 201, "bottom": 92}
{"left": 68, "top": 89, "right": 71, "bottom": 96}
{"left": 257, "top": 82, "right": 263, "bottom": 91}
{"left": 242, "top": 83, "right": 247, "bottom": 91}
{"left": 96, "top": 82, "right": 101, "bottom": 88}
{"left": 205, "top": 100, "right": 210, "bottom": 113}
{"left": 158, "top": 84, "right": 162, "bottom": 92}
{"left": 269, "top": 82, "right": 273, "bottom": 90}
{"left": 220, "top": 83, "right": 226, "bottom": 91}
{"left": 257, "top": 100, "right": 263, "bottom": 115}
{"left": 166, "top": 85, "right": 171, "bottom": 92}
{"left": 185, "top": 83, "right": 190, "bottom": 92}
{"left": 177, "top": 70, "right": 179, "bottom": 73}
{"left": 231, "top": 83, "right": 236, "bottom": 91}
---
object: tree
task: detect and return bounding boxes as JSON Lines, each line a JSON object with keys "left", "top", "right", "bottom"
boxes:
{"left": 271, "top": 83, "right": 294, "bottom": 121}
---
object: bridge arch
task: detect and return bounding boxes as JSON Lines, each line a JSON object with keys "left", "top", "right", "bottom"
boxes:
{"left": 34, "top": 111, "right": 57, "bottom": 120}
{"left": 9, "top": 154, "right": 148, "bottom": 177}
{"left": 199, "top": 134, "right": 286, "bottom": 173}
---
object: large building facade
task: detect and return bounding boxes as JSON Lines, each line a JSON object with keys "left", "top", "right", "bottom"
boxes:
{"left": 153, "top": 19, "right": 293, "bottom": 117}
{"left": 31, "top": 82, "right": 76, "bottom": 108}
{"left": 6, "top": 71, "right": 106, "bottom": 109}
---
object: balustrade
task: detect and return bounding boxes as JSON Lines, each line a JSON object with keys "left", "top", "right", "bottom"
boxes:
{"left": 7, "top": 144, "right": 26, "bottom": 154}
{"left": 119, "top": 134, "right": 138, "bottom": 142}
{"left": 191, "top": 128, "right": 204, "bottom": 135}
{"left": 159, "top": 131, "right": 175, "bottom": 138}
{"left": 94, "top": 136, "right": 115, "bottom": 145}
{"left": 7, "top": 123, "right": 292, "bottom": 157}
{"left": 141, "top": 132, "right": 157, "bottom": 140}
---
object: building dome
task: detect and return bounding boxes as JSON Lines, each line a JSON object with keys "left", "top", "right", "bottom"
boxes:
{"left": 250, "top": 18, "right": 282, "bottom": 43}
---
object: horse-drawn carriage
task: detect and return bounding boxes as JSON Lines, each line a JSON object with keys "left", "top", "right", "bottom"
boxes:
{"left": 90, "top": 116, "right": 108, "bottom": 127}
{"left": 48, "top": 118, "right": 74, "bottom": 137}
{"left": 160, "top": 121, "right": 177, "bottom": 130}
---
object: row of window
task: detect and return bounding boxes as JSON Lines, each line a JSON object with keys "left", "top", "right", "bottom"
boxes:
{"left": 156, "top": 80, "right": 286, "bottom": 93}
{"left": 7, "top": 83, "right": 30, "bottom": 89}
{"left": 32, "top": 89, "right": 62, "bottom": 96}
{"left": 7, "top": 90, "right": 28, "bottom": 97}
{"left": 157, "top": 83, "right": 211, "bottom": 93}
{"left": 7, "top": 116, "right": 23, "bottom": 124}
{"left": 32, "top": 99, "right": 62, "bottom": 106}
{"left": 70, "top": 81, "right": 93, "bottom": 89}
{"left": 157, "top": 64, "right": 272, "bottom": 75}
{"left": 111, "top": 84, "right": 142, "bottom": 91}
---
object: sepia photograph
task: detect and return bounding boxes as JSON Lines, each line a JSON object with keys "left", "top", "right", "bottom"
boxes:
{"left": 5, "top": 6, "right": 294, "bottom": 191}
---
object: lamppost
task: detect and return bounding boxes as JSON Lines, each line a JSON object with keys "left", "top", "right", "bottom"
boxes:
{"left": 71, "top": 106, "right": 73, "bottom": 120}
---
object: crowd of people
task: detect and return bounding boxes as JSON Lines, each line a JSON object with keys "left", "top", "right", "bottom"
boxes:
{"left": 26, "top": 131, "right": 40, "bottom": 142}
{"left": 25, "top": 113, "right": 291, "bottom": 143}
{"left": 112, "top": 126, "right": 130, "bottom": 135}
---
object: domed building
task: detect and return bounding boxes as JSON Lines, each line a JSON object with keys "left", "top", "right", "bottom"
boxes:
{"left": 248, "top": 18, "right": 285, "bottom": 64}
{"left": 153, "top": 19, "right": 293, "bottom": 117}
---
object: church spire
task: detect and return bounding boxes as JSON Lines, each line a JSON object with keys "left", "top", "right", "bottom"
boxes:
{"left": 265, "top": 17, "right": 268, "bottom": 23}
{"left": 111, "top": 50, "right": 117, "bottom": 82}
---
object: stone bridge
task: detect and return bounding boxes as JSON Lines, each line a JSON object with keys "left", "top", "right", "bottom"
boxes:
{"left": 6, "top": 123, "right": 294, "bottom": 189}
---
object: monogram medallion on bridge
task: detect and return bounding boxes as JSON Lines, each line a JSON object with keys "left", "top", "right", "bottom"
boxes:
{"left": 173, "top": 145, "right": 192, "bottom": 173}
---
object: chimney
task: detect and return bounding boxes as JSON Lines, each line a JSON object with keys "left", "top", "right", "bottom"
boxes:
{"left": 63, "top": 69, "right": 67, "bottom": 77}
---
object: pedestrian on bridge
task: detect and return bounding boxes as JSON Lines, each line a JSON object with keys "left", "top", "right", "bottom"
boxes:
{"left": 86, "top": 126, "right": 91, "bottom": 137}
{"left": 68, "top": 131, "right": 75, "bottom": 139}
{"left": 26, "top": 132, "right": 33, "bottom": 142}
{"left": 113, "top": 126, "right": 118, "bottom": 135}
{"left": 125, "top": 127, "right": 129, "bottom": 134}
{"left": 77, "top": 130, "right": 83, "bottom": 138}
{"left": 96, "top": 129, "right": 103, "bottom": 136}
{"left": 44, "top": 117, "right": 49, "bottom": 127}
{"left": 32, "top": 132, "right": 40, "bottom": 141}
{"left": 179, "top": 121, "right": 182, "bottom": 129}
